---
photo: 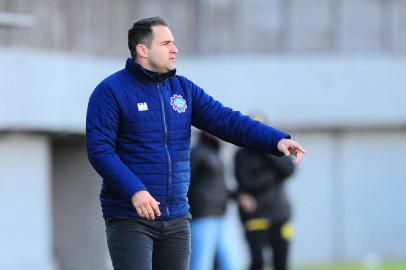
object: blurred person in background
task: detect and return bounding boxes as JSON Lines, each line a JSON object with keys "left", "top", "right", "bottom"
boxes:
{"left": 188, "top": 131, "right": 234, "bottom": 270}
{"left": 234, "top": 113, "right": 296, "bottom": 270}
{"left": 86, "top": 16, "right": 305, "bottom": 270}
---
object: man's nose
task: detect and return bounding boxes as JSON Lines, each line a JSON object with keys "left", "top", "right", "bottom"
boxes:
{"left": 170, "top": 45, "right": 178, "bottom": 54}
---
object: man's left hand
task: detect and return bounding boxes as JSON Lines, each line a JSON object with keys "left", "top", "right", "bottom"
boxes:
{"left": 277, "top": 138, "right": 306, "bottom": 164}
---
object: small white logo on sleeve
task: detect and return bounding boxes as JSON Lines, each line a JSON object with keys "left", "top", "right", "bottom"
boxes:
{"left": 137, "top": 102, "right": 148, "bottom": 111}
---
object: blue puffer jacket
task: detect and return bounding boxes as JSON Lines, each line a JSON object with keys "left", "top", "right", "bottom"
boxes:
{"left": 86, "top": 58, "right": 289, "bottom": 220}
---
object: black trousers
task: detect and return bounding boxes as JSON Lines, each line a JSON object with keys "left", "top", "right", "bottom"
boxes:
{"left": 244, "top": 220, "right": 291, "bottom": 270}
{"left": 105, "top": 215, "right": 191, "bottom": 270}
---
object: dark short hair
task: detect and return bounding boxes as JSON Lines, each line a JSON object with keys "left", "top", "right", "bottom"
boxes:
{"left": 128, "top": 16, "right": 168, "bottom": 59}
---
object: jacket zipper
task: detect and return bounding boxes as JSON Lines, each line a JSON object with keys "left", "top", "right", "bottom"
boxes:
{"left": 157, "top": 83, "right": 172, "bottom": 216}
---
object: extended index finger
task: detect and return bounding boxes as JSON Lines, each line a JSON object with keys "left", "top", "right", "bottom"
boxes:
{"left": 293, "top": 142, "right": 306, "bottom": 154}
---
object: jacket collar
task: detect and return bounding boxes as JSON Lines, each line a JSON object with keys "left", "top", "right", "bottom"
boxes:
{"left": 125, "top": 58, "right": 176, "bottom": 83}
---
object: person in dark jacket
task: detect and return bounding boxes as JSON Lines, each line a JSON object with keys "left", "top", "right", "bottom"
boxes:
{"left": 86, "top": 16, "right": 305, "bottom": 270}
{"left": 188, "top": 131, "right": 234, "bottom": 270}
{"left": 234, "top": 113, "right": 296, "bottom": 270}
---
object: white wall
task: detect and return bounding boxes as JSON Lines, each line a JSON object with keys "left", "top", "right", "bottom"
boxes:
{"left": 288, "top": 132, "right": 337, "bottom": 263}
{"left": 340, "top": 131, "right": 406, "bottom": 260}
{"left": 288, "top": 130, "right": 406, "bottom": 264}
{"left": 0, "top": 134, "right": 53, "bottom": 270}
{"left": 52, "top": 137, "right": 112, "bottom": 270}
{"left": 1, "top": 48, "right": 406, "bottom": 131}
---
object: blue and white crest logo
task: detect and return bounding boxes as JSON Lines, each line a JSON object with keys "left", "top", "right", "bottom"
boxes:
{"left": 170, "top": 94, "right": 187, "bottom": 113}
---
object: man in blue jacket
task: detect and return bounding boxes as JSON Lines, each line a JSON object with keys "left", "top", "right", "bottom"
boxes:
{"left": 86, "top": 16, "right": 306, "bottom": 270}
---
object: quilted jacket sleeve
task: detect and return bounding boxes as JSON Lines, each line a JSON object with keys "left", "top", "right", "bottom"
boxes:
{"left": 186, "top": 78, "right": 289, "bottom": 155}
{"left": 86, "top": 82, "right": 146, "bottom": 201}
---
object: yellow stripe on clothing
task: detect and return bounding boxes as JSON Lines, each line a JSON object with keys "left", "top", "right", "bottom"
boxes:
{"left": 281, "top": 222, "right": 294, "bottom": 240}
{"left": 245, "top": 218, "right": 271, "bottom": 231}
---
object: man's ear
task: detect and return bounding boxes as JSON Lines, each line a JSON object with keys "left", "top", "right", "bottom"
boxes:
{"left": 135, "top": 44, "right": 148, "bottom": 58}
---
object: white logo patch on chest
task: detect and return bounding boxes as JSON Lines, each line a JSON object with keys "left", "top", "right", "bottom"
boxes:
{"left": 137, "top": 102, "right": 148, "bottom": 111}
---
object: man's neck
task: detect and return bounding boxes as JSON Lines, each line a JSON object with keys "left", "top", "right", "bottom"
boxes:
{"left": 134, "top": 58, "right": 162, "bottom": 74}
{"left": 126, "top": 58, "right": 176, "bottom": 82}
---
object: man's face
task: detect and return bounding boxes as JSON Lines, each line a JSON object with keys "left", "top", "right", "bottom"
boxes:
{"left": 145, "top": 26, "right": 178, "bottom": 73}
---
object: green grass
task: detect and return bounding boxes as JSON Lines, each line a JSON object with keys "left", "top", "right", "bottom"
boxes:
{"left": 291, "top": 263, "right": 406, "bottom": 270}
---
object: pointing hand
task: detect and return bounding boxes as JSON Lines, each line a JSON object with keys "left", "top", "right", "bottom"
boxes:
{"left": 277, "top": 138, "right": 306, "bottom": 164}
